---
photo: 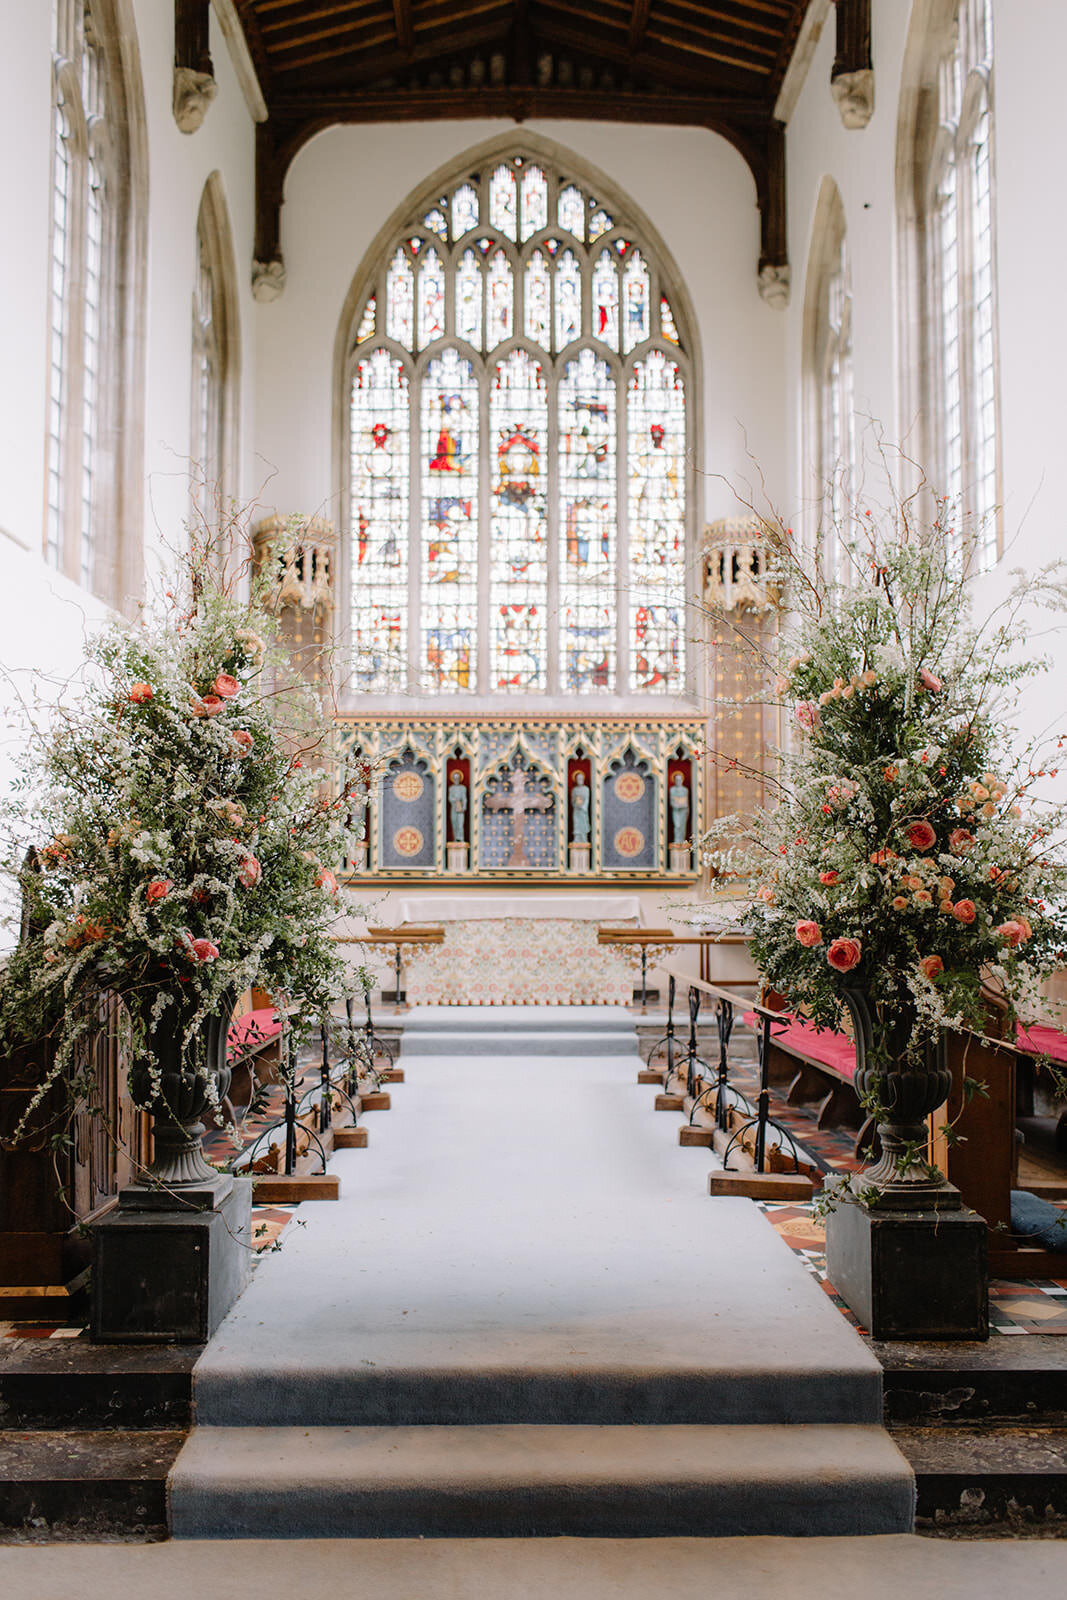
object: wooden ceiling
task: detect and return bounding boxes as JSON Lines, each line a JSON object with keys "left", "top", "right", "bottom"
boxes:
{"left": 195, "top": 2, "right": 863, "bottom": 296}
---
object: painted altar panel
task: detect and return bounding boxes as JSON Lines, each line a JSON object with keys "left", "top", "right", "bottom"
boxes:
{"left": 335, "top": 716, "right": 703, "bottom": 883}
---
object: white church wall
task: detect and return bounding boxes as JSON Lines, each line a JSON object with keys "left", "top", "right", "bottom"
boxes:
{"left": 783, "top": 0, "right": 1067, "bottom": 756}
{"left": 0, "top": 1, "right": 258, "bottom": 943}
{"left": 252, "top": 117, "right": 788, "bottom": 530}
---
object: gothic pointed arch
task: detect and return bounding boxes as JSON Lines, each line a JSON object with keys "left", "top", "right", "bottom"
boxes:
{"left": 191, "top": 170, "right": 242, "bottom": 550}
{"left": 801, "top": 176, "right": 853, "bottom": 583}
{"left": 333, "top": 132, "right": 701, "bottom": 708}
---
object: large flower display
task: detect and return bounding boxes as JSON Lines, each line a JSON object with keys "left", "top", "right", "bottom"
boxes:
{"left": 0, "top": 543, "right": 370, "bottom": 1138}
{"left": 705, "top": 523, "right": 1067, "bottom": 1055}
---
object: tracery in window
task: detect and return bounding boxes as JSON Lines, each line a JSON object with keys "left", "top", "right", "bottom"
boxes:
{"left": 344, "top": 149, "right": 692, "bottom": 697}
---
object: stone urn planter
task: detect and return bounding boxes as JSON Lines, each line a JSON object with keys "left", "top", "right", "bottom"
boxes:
{"left": 91, "top": 989, "right": 252, "bottom": 1344}
{"left": 824, "top": 989, "right": 988, "bottom": 1340}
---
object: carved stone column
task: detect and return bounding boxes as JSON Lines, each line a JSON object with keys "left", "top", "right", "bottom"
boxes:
{"left": 702, "top": 518, "right": 782, "bottom": 829}
{"left": 253, "top": 514, "right": 337, "bottom": 694}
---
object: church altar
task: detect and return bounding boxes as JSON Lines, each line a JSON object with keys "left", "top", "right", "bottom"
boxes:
{"left": 378, "top": 891, "right": 644, "bottom": 1005}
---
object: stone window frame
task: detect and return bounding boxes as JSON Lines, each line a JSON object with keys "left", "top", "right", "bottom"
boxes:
{"left": 897, "top": 0, "right": 1000, "bottom": 570}
{"left": 44, "top": 0, "right": 147, "bottom": 611}
{"left": 802, "top": 177, "right": 855, "bottom": 587}
{"left": 331, "top": 130, "right": 704, "bottom": 715}
{"left": 190, "top": 171, "right": 241, "bottom": 558}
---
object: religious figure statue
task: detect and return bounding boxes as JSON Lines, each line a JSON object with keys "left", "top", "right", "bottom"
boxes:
{"left": 570, "top": 772, "right": 591, "bottom": 843}
{"left": 669, "top": 772, "right": 690, "bottom": 844}
{"left": 448, "top": 769, "right": 468, "bottom": 843}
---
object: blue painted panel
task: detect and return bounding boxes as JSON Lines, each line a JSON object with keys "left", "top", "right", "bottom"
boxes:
{"left": 381, "top": 755, "right": 436, "bottom": 868}
{"left": 601, "top": 755, "right": 658, "bottom": 870}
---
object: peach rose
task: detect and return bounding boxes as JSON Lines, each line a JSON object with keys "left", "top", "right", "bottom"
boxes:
{"left": 953, "top": 899, "right": 977, "bottom": 925}
{"left": 188, "top": 937, "right": 219, "bottom": 963}
{"left": 819, "top": 870, "right": 839, "bottom": 885}
{"left": 996, "top": 921, "right": 1026, "bottom": 948}
{"left": 914, "top": 889, "right": 933, "bottom": 905}
{"left": 948, "top": 828, "right": 975, "bottom": 855}
{"left": 939, "top": 900, "right": 955, "bottom": 914}
{"left": 212, "top": 672, "right": 240, "bottom": 699}
{"left": 919, "top": 954, "right": 944, "bottom": 981}
{"left": 795, "top": 920, "right": 823, "bottom": 948}
{"left": 145, "top": 878, "right": 172, "bottom": 903}
{"left": 200, "top": 695, "right": 224, "bottom": 717}
{"left": 891, "top": 896, "right": 909, "bottom": 911}
{"left": 129, "top": 682, "right": 154, "bottom": 704}
{"left": 238, "top": 855, "right": 262, "bottom": 888}
{"left": 883, "top": 766, "right": 898, "bottom": 783}
{"left": 757, "top": 886, "right": 776, "bottom": 905}
{"left": 905, "top": 820, "right": 937, "bottom": 851}
{"left": 230, "top": 731, "right": 254, "bottom": 757}
{"left": 1017, "top": 917, "right": 1034, "bottom": 941}
{"left": 316, "top": 867, "right": 339, "bottom": 896}
{"left": 918, "top": 667, "right": 942, "bottom": 693}
{"left": 827, "top": 937, "right": 862, "bottom": 973}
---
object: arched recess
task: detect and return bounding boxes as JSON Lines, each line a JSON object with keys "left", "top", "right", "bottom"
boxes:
{"left": 191, "top": 170, "right": 242, "bottom": 555}
{"left": 45, "top": 0, "right": 148, "bottom": 613}
{"left": 331, "top": 129, "right": 704, "bottom": 711}
{"left": 801, "top": 176, "right": 853, "bottom": 583}
{"left": 895, "top": 0, "right": 1000, "bottom": 566}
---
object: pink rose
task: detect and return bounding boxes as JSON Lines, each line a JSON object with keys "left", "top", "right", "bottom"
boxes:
{"left": 918, "top": 667, "right": 942, "bottom": 693}
{"left": 238, "top": 855, "right": 262, "bottom": 888}
{"left": 953, "top": 899, "right": 977, "bottom": 925}
{"left": 188, "top": 937, "right": 219, "bottom": 963}
{"left": 905, "top": 820, "right": 937, "bottom": 851}
{"left": 819, "top": 870, "right": 839, "bottom": 885}
{"left": 826, "top": 937, "right": 862, "bottom": 973}
{"left": 129, "top": 682, "right": 154, "bottom": 704}
{"left": 795, "top": 920, "right": 822, "bottom": 948}
{"left": 146, "top": 878, "right": 172, "bottom": 903}
{"left": 919, "top": 954, "right": 944, "bottom": 981}
{"left": 795, "top": 701, "right": 820, "bottom": 732}
{"left": 996, "top": 920, "right": 1025, "bottom": 948}
{"left": 316, "top": 867, "right": 339, "bottom": 896}
{"left": 212, "top": 672, "right": 240, "bottom": 700}
{"left": 948, "top": 828, "right": 975, "bottom": 855}
{"left": 230, "top": 730, "right": 253, "bottom": 757}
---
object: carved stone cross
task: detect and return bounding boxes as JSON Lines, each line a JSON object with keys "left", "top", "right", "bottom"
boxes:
{"left": 484, "top": 765, "right": 553, "bottom": 867}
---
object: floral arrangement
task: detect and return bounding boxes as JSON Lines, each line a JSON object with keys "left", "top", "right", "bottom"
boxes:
{"left": 0, "top": 538, "right": 371, "bottom": 1140}
{"left": 703, "top": 516, "right": 1067, "bottom": 1058}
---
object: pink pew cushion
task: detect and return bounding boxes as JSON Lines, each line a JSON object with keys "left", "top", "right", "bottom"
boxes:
{"left": 744, "top": 1010, "right": 857, "bottom": 1082}
{"left": 227, "top": 1006, "right": 283, "bottom": 1060}
{"left": 1016, "top": 1022, "right": 1067, "bottom": 1066}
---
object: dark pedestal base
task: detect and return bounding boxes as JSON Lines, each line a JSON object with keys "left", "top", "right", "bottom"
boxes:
{"left": 825, "top": 1194, "right": 989, "bottom": 1341}
{"left": 91, "top": 1177, "right": 252, "bottom": 1344}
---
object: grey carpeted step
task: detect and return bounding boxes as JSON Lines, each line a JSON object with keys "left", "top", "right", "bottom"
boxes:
{"left": 169, "top": 1422, "right": 914, "bottom": 1539}
{"left": 401, "top": 1029, "right": 636, "bottom": 1057}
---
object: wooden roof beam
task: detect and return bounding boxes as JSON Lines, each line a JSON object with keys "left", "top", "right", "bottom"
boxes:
{"left": 628, "top": 0, "right": 650, "bottom": 53}
{"left": 393, "top": 0, "right": 413, "bottom": 52}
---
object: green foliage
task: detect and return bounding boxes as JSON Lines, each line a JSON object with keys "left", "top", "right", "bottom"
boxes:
{"left": 0, "top": 536, "right": 371, "bottom": 1138}
{"left": 704, "top": 515, "right": 1067, "bottom": 1053}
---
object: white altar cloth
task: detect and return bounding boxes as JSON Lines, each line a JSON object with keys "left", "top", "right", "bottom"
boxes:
{"left": 392, "top": 893, "right": 644, "bottom": 924}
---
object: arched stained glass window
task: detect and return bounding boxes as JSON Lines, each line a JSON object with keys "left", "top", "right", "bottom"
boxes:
{"left": 344, "top": 150, "right": 693, "bottom": 697}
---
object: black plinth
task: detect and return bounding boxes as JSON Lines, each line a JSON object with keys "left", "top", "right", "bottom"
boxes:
{"left": 825, "top": 1194, "right": 989, "bottom": 1341}
{"left": 91, "top": 1177, "right": 252, "bottom": 1344}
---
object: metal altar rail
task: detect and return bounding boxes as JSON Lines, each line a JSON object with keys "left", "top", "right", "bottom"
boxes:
{"left": 656, "top": 964, "right": 809, "bottom": 1178}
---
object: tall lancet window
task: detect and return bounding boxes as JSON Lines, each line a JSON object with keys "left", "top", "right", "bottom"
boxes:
{"left": 191, "top": 175, "right": 239, "bottom": 541}
{"left": 903, "top": 0, "right": 999, "bottom": 567}
{"left": 804, "top": 182, "right": 854, "bottom": 584}
{"left": 46, "top": 0, "right": 137, "bottom": 598}
{"left": 343, "top": 151, "right": 693, "bottom": 699}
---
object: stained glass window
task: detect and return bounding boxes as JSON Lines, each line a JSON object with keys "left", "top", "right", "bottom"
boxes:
{"left": 489, "top": 163, "right": 517, "bottom": 240}
{"left": 560, "top": 350, "right": 616, "bottom": 692}
{"left": 592, "top": 250, "right": 619, "bottom": 350}
{"left": 490, "top": 351, "right": 548, "bottom": 690}
{"left": 520, "top": 165, "right": 548, "bottom": 241}
{"left": 456, "top": 250, "right": 482, "bottom": 346}
{"left": 350, "top": 350, "right": 409, "bottom": 691}
{"left": 555, "top": 251, "right": 582, "bottom": 350}
{"left": 486, "top": 251, "right": 514, "bottom": 347}
{"left": 628, "top": 352, "right": 686, "bottom": 692}
{"left": 346, "top": 153, "right": 691, "bottom": 697}
{"left": 417, "top": 248, "right": 445, "bottom": 348}
{"left": 421, "top": 349, "right": 479, "bottom": 691}
{"left": 524, "top": 252, "right": 550, "bottom": 347}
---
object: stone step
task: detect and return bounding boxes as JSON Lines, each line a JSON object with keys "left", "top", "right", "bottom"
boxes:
{"left": 873, "top": 1335, "right": 1067, "bottom": 1425}
{"left": 0, "top": 1341, "right": 198, "bottom": 1431}
{"left": 400, "top": 1030, "right": 636, "bottom": 1057}
{"left": 0, "top": 1428, "right": 185, "bottom": 1541}
{"left": 891, "top": 1423, "right": 1067, "bottom": 1532}
{"left": 169, "top": 1422, "right": 914, "bottom": 1539}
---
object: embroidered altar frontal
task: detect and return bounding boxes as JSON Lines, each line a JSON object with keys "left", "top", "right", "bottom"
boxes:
{"left": 336, "top": 715, "right": 704, "bottom": 882}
